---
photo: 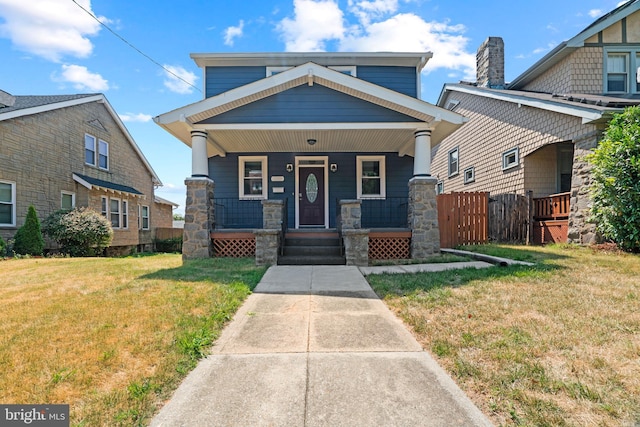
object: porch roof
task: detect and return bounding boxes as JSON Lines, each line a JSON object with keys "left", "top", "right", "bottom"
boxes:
{"left": 154, "top": 62, "right": 466, "bottom": 158}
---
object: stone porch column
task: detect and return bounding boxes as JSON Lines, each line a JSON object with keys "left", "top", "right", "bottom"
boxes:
{"left": 568, "top": 131, "right": 601, "bottom": 245}
{"left": 182, "top": 177, "right": 214, "bottom": 259}
{"left": 408, "top": 176, "right": 440, "bottom": 258}
{"left": 191, "top": 130, "right": 209, "bottom": 177}
{"left": 339, "top": 199, "right": 369, "bottom": 266}
{"left": 413, "top": 130, "right": 432, "bottom": 177}
{"left": 254, "top": 200, "right": 285, "bottom": 266}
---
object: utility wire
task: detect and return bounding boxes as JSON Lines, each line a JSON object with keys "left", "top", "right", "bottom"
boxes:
{"left": 71, "top": 0, "right": 201, "bottom": 93}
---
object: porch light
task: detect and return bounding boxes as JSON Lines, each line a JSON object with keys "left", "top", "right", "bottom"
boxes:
{"left": 286, "top": 164, "right": 293, "bottom": 173}
{"left": 330, "top": 163, "right": 338, "bottom": 173}
{"left": 307, "top": 138, "right": 317, "bottom": 146}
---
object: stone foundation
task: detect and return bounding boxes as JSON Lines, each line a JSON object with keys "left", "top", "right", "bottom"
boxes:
{"left": 342, "top": 229, "right": 369, "bottom": 266}
{"left": 568, "top": 132, "right": 601, "bottom": 245}
{"left": 408, "top": 177, "right": 440, "bottom": 258}
{"left": 182, "top": 177, "right": 214, "bottom": 260}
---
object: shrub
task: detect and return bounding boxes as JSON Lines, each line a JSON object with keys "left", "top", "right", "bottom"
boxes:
{"left": 43, "top": 208, "right": 113, "bottom": 256}
{"left": 587, "top": 106, "right": 640, "bottom": 252}
{"left": 154, "top": 237, "right": 183, "bottom": 253}
{"left": 13, "top": 205, "right": 44, "bottom": 256}
{"left": 0, "top": 235, "right": 6, "bottom": 257}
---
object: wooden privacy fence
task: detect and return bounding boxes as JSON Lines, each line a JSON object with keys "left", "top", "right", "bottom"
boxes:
{"left": 155, "top": 228, "right": 183, "bottom": 240}
{"left": 488, "top": 193, "right": 531, "bottom": 243}
{"left": 437, "top": 192, "right": 489, "bottom": 248}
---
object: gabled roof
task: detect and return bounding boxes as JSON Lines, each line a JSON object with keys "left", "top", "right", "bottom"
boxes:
{"left": 154, "top": 61, "right": 466, "bottom": 156}
{"left": 509, "top": 0, "right": 640, "bottom": 89}
{"left": 73, "top": 173, "right": 144, "bottom": 197}
{"left": 438, "top": 83, "right": 636, "bottom": 124}
{"left": 154, "top": 195, "right": 179, "bottom": 207}
{"left": 0, "top": 91, "right": 162, "bottom": 186}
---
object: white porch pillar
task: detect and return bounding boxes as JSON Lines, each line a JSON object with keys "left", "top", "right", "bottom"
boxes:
{"left": 413, "top": 129, "right": 432, "bottom": 177}
{"left": 191, "top": 130, "right": 209, "bottom": 177}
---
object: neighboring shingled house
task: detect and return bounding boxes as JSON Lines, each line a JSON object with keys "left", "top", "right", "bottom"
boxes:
{"left": 432, "top": 0, "right": 640, "bottom": 244}
{"left": 0, "top": 89, "right": 176, "bottom": 254}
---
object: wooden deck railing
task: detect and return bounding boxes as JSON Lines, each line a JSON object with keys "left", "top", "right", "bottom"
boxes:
{"left": 533, "top": 192, "right": 570, "bottom": 220}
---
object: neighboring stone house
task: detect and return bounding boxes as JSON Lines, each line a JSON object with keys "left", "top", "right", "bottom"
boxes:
{"left": 433, "top": 1, "right": 640, "bottom": 244}
{"left": 155, "top": 52, "right": 466, "bottom": 265}
{"left": 0, "top": 89, "right": 175, "bottom": 254}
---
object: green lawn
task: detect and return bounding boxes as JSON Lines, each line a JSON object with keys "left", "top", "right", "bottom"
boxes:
{"left": 0, "top": 254, "right": 265, "bottom": 426}
{"left": 368, "top": 244, "right": 640, "bottom": 426}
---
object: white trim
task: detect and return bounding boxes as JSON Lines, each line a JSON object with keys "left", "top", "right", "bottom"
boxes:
{"left": 238, "top": 156, "right": 268, "bottom": 200}
{"left": 98, "top": 139, "right": 109, "bottom": 170}
{"left": 0, "top": 180, "right": 16, "bottom": 227}
{"left": 502, "top": 147, "right": 520, "bottom": 170}
{"left": 194, "top": 122, "right": 423, "bottom": 131}
{"left": 448, "top": 147, "right": 459, "bottom": 177}
{"left": 295, "top": 156, "right": 329, "bottom": 229}
{"left": 463, "top": 166, "right": 475, "bottom": 184}
{"left": 122, "top": 199, "right": 129, "bottom": 229}
{"left": 356, "top": 155, "right": 386, "bottom": 199}
{"left": 85, "top": 133, "right": 97, "bottom": 166}
{"left": 140, "top": 205, "right": 150, "bottom": 230}
{"left": 101, "top": 196, "right": 108, "bottom": 217}
{"left": 61, "top": 191, "right": 76, "bottom": 210}
{"left": 109, "top": 197, "right": 122, "bottom": 229}
{"left": 266, "top": 66, "right": 292, "bottom": 77}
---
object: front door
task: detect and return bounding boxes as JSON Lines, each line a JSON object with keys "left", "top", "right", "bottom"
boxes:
{"left": 299, "top": 167, "right": 325, "bottom": 227}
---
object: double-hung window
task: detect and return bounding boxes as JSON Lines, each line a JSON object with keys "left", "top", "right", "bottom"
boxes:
{"left": 85, "top": 134, "right": 97, "bottom": 166}
{"left": 0, "top": 180, "right": 16, "bottom": 227}
{"left": 61, "top": 192, "right": 75, "bottom": 210}
{"left": 140, "top": 205, "right": 150, "bottom": 230}
{"left": 606, "top": 53, "right": 628, "bottom": 93}
{"left": 239, "top": 156, "right": 267, "bottom": 199}
{"left": 448, "top": 147, "right": 459, "bottom": 177}
{"left": 98, "top": 140, "right": 109, "bottom": 170}
{"left": 357, "top": 156, "right": 386, "bottom": 199}
{"left": 110, "top": 198, "right": 121, "bottom": 228}
{"left": 122, "top": 200, "right": 128, "bottom": 229}
{"left": 85, "top": 134, "right": 109, "bottom": 170}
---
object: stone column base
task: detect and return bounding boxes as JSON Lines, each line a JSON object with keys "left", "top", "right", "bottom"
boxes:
{"left": 182, "top": 177, "right": 214, "bottom": 260}
{"left": 408, "top": 176, "right": 440, "bottom": 258}
{"left": 343, "top": 229, "right": 369, "bottom": 266}
{"left": 255, "top": 229, "right": 280, "bottom": 266}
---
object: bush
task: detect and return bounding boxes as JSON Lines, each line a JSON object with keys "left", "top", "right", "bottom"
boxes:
{"left": 43, "top": 208, "right": 113, "bottom": 256}
{"left": 587, "top": 106, "right": 640, "bottom": 252}
{"left": 13, "top": 205, "right": 44, "bottom": 256}
{"left": 0, "top": 235, "right": 6, "bottom": 257}
{"left": 154, "top": 237, "right": 183, "bottom": 253}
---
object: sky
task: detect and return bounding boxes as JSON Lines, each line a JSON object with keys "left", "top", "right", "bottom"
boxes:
{"left": 0, "top": 0, "right": 630, "bottom": 214}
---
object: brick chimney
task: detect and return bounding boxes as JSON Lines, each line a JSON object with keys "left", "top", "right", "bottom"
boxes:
{"left": 476, "top": 37, "right": 505, "bottom": 89}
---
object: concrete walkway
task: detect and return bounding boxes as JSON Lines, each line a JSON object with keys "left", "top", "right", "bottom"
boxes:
{"left": 151, "top": 265, "right": 494, "bottom": 427}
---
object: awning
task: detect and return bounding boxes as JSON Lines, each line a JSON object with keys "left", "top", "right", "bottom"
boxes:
{"left": 73, "top": 173, "right": 145, "bottom": 198}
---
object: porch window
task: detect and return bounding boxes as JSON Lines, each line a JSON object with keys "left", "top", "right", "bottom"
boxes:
{"left": 0, "top": 180, "right": 16, "bottom": 227}
{"left": 606, "top": 53, "right": 628, "bottom": 92}
{"left": 110, "top": 198, "right": 121, "bottom": 228}
{"left": 463, "top": 167, "right": 475, "bottom": 184}
{"left": 502, "top": 147, "right": 519, "bottom": 170}
{"left": 61, "top": 192, "right": 75, "bottom": 210}
{"left": 448, "top": 147, "right": 459, "bottom": 177}
{"left": 357, "top": 156, "right": 386, "bottom": 199}
{"left": 239, "top": 156, "right": 268, "bottom": 199}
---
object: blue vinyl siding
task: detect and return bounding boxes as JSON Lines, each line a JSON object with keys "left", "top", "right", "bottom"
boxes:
{"left": 357, "top": 66, "right": 418, "bottom": 98}
{"left": 209, "top": 152, "right": 413, "bottom": 228}
{"left": 205, "top": 66, "right": 266, "bottom": 97}
{"left": 198, "top": 85, "right": 419, "bottom": 124}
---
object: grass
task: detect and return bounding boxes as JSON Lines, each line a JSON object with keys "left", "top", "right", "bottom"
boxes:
{"left": 367, "top": 244, "right": 640, "bottom": 426}
{"left": 0, "top": 254, "right": 265, "bottom": 426}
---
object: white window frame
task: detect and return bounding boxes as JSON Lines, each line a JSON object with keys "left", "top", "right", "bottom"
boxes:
{"left": 502, "top": 147, "right": 520, "bottom": 170}
{"left": 110, "top": 197, "right": 121, "bottom": 229}
{"left": 448, "top": 147, "right": 459, "bottom": 177}
{"left": 61, "top": 191, "right": 75, "bottom": 210}
{"left": 122, "top": 200, "right": 129, "bottom": 229}
{"left": 266, "top": 65, "right": 356, "bottom": 77}
{"left": 605, "top": 52, "right": 629, "bottom": 93}
{"left": 0, "top": 180, "right": 16, "bottom": 227}
{"left": 239, "top": 156, "right": 268, "bottom": 200}
{"left": 463, "top": 167, "right": 475, "bottom": 184}
{"left": 85, "top": 134, "right": 97, "bottom": 166}
{"left": 140, "top": 205, "right": 150, "bottom": 230}
{"left": 356, "top": 155, "right": 386, "bottom": 199}
{"left": 98, "top": 139, "right": 109, "bottom": 170}
{"left": 101, "top": 196, "right": 108, "bottom": 217}
{"left": 436, "top": 180, "right": 444, "bottom": 195}
{"left": 603, "top": 48, "right": 640, "bottom": 94}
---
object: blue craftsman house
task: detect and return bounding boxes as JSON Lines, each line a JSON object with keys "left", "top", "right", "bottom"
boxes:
{"left": 155, "top": 52, "right": 466, "bottom": 265}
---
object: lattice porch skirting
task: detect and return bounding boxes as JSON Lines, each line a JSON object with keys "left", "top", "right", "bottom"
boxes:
{"left": 211, "top": 232, "right": 256, "bottom": 257}
{"left": 368, "top": 230, "right": 411, "bottom": 260}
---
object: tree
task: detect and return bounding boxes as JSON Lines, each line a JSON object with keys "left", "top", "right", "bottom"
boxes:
{"left": 587, "top": 106, "right": 640, "bottom": 252}
{"left": 13, "top": 205, "right": 44, "bottom": 256}
{"left": 43, "top": 208, "right": 113, "bottom": 256}
{"left": 173, "top": 213, "right": 184, "bottom": 221}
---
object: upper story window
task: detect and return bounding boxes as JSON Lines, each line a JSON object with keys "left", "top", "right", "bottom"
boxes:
{"left": 502, "top": 147, "right": 520, "bottom": 170}
{"left": 0, "top": 180, "right": 16, "bottom": 227}
{"left": 448, "top": 147, "right": 459, "bottom": 177}
{"left": 605, "top": 49, "right": 640, "bottom": 94}
{"left": 357, "top": 156, "right": 386, "bottom": 199}
{"left": 266, "top": 66, "right": 356, "bottom": 77}
{"left": 85, "top": 134, "right": 109, "bottom": 170}
{"left": 239, "top": 156, "right": 267, "bottom": 199}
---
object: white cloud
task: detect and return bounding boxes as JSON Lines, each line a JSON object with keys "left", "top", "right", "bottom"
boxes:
{"left": 277, "top": 1, "right": 475, "bottom": 79}
{"left": 277, "top": 0, "right": 345, "bottom": 51}
{"left": 57, "top": 64, "right": 109, "bottom": 91}
{"left": 0, "top": 0, "right": 107, "bottom": 62}
{"left": 119, "top": 112, "right": 152, "bottom": 123}
{"left": 224, "top": 20, "right": 245, "bottom": 46}
{"left": 162, "top": 65, "right": 198, "bottom": 94}
{"left": 588, "top": 9, "right": 603, "bottom": 18}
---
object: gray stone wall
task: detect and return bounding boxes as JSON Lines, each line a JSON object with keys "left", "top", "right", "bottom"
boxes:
{"left": 262, "top": 199, "right": 285, "bottom": 229}
{"left": 339, "top": 199, "right": 368, "bottom": 266}
{"left": 182, "top": 177, "right": 214, "bottom": 259}
{"left": 408, "top": 177, "right": 440, "bottom": 258}
{"left": 338, "top": 200, "right": 362, "bottom": 231}
{"left": 568, "top": 131, "right": 601, "bottom": 245}
{"left": 254, "top": 229, "right": 279, "bottom": 266}
{"left": 476, "top": 37, "right": 505, "bottom": 89}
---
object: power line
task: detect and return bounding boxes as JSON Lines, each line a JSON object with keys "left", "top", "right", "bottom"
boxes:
{"left": 71, "top": 0, "right": 201, "bottom": 93}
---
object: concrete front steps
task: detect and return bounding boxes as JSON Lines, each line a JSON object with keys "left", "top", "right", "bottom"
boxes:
{"left": 278, "top": 230, "right": 346, "bottom": 265}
